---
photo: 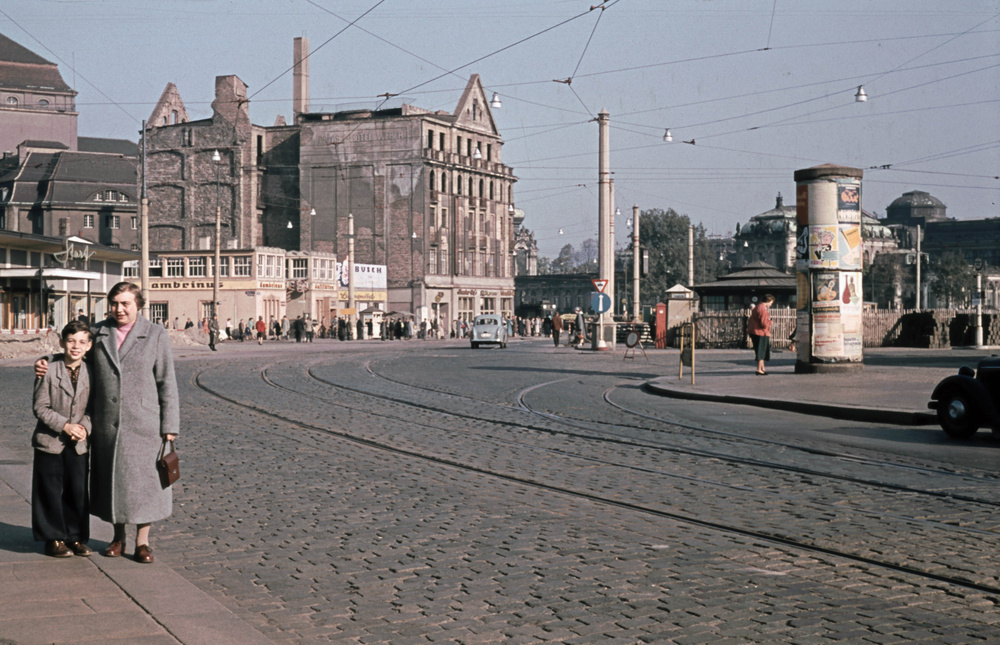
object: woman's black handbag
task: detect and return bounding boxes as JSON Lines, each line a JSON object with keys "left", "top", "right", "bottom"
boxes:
{"left": 156, "top": 439, "right": 180, "bottom": 488}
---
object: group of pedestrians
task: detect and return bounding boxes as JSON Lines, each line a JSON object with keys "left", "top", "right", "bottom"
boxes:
{"left": 31, "top": 282, "right": 179, "bottom": 563}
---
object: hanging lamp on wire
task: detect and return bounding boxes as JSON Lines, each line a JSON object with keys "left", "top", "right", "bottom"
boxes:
{"left": 490, "top": 92, "right": 502, "bottom": 109}
{"left": 662, "top": 128, "right": 673, "bottom": 142}
{"left": 854, "top": 85, "right": 868, "bottom": 102}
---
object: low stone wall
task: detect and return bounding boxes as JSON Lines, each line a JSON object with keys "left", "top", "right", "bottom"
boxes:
{"left": 685, "top": 308, "right": 999, "bottom": 349}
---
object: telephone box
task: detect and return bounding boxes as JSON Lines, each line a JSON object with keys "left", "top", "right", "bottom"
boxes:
{"left": 653, "top": 302, "right": 668, "bottom": 349}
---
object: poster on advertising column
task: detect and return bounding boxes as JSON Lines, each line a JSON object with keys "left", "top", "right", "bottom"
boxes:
{"left": 812, "top": 305, "right": 844, "bottom": 358}
{"left": 840, "top": 272, "right": 863, "bottom": 358}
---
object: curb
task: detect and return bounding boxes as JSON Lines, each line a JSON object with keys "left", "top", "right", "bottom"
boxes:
{"left": 643, "top": 379, "right": 938, "bottom": 426}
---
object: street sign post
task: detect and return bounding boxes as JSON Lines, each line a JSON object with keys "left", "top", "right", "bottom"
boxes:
{"left": 591, "top": 291, "right": 612, "bottom": 314}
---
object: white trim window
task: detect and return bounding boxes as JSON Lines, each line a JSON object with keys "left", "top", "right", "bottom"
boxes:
{"left": 166, "top": 257, "right": 184, "bottom": 277}
{"left": 234, "top": 256, "right": 252, "bottom": 277}
{"left": 83, "top": 214, "right": 94, "bottom": 229}
{"left": 188, "top": 257, "right": 206, "bottom": 277}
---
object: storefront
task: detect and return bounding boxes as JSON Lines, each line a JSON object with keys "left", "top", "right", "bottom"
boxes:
{"left": 0, "top": 233, "right": 135, "bottom": 333}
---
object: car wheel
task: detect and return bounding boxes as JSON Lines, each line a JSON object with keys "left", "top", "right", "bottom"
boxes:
{"left": 937, "top": 390, "right": 980, "bottom": 439}
{"left": 471, "top": 342, "right": 478, "bottom": 349}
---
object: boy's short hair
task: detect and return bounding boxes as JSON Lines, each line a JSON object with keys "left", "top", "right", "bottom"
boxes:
{"left": 61, "top": 319, "right": 92, "bottom": 341}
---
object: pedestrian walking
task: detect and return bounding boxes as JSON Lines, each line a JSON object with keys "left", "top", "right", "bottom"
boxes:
{"left": 208, "top": 314, "right": 219, "bottom": 351}
{"left": 551, "top": 312, "right": 563, "bottom": 347}
{"left": 748, "top": 294, "right": 775, "bottom": 375}
{"left": 255, "top": 316, "right": 267, "bottom": 344}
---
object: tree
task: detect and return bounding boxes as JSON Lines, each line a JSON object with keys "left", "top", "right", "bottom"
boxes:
{"left": 633, "top": 208, "right": 723, "bottom": 304}
{"left": 930, "top": 251, "right": 975, "bottom": 308}
{"left": 550, "top": 243, "right": 576, "bottom": 274}
{"left": 535, "top": 256, "right": 552, "bottom": 275}
{"left": 573, "top": 238, "right": 598, "bottom": 270}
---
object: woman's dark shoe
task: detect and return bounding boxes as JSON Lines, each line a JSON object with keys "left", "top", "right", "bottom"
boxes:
{"left": 134, "top": 544, "right": 154, "bottom": 564}
{"left": 45, "top": 540, "right": 73, "bottom": 558}
{"left": 755, "top": 371, "right": 768, "bottom": 376}
{"left": 67, "top": 541, "right": 93, "bottom": 556}
{"left": 103, "top": 539, "right": 126, "bottom": 557}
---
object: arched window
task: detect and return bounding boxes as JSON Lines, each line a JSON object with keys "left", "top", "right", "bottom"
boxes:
{"left": 5, "top": 97, "right": 18, "bottom": 106}
{"left": 489, "top": 181, "right": 494, "bottom": 200}
{"left": 479, "top": 179, "right": 485, "bottom": 198}
{"left": 38, "top": 99, "right": 49, "bottom": 107}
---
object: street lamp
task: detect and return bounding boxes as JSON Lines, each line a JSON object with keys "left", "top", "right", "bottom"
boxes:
{"left": 211, "top": 149, "right": 222, "bottom": 319}
{"left": 631, "top": 204, "right": 640, "bottom": 322}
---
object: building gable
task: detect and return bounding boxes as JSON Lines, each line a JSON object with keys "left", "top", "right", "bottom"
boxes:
{"left": 148, "top": 83, "right": 189, "bottom": 128}
{"left": 453, "top": 74, "right": 498, "bottom": 136}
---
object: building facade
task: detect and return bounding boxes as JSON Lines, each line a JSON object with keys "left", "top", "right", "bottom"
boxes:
{"left": 298, "top": 74, "right": 516, "bottom": 324}
{"left": 0, "top": 34, "right": 78, "bottom": 154}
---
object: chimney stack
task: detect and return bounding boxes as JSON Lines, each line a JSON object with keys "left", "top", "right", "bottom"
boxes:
{"left": 293, "top": 37, "right": 310, "bottom": 119}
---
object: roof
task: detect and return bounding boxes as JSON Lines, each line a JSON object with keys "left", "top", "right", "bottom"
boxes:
{"left": 889, "top": 190, "right": 946, "bottom": 209}
{"left": 78, "top": 137, "right": 139, "bottom": 156}
{"left": 0, "top": 33, "right": 54, "bottom": 66}
{"left": 1, "top": 150, "right": 137, "bottom": 205}
{"left": 0, "top": 34, "right": 73, "bottom": 93}
{"left": 694, "top": 261, "right": 796, "bottom": 292}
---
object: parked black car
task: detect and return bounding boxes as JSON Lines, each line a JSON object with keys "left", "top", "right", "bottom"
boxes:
{"left": 928, "top": 356, "right": 1000, "bottom": 438}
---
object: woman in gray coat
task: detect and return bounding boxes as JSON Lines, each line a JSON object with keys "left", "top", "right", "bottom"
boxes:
{"left": 38, "top": 282, "right": 179, "bottom": 563}
{"left": 91, "top": 282, "right": 179, "bottom": 562}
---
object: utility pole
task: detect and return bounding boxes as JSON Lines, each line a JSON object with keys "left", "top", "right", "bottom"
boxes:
{"left": 139, "top": 120, "right": 150, "bottom": 318}
{"left": 632, "top": 204, "right": 640, "bottom": 321}
{"left": 596, "top": 109, "right": 613, "bottom": 349}
{"left": 915, "top": 225, "right": 922, "bottom": 310}
{"left": 347, "top": 212, "right": 356, "bottom": 339}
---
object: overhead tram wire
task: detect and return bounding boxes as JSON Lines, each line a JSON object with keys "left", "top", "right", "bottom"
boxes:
{"left": 248, "top": 0, "right": 387, "bottom": 101}
{"left": 384, "top": 1, "right": 621, "bottom": 100}
{"left": 0, "top": 7, "right": 140, "bottom": 124}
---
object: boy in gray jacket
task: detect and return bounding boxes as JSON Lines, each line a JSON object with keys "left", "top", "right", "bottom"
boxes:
{"left": 32, "top": 320, "right": 93, "bottom": 557}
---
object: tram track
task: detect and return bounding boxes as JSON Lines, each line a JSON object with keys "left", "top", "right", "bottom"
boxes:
{"left": 192, "top": 362, "right": 1000, "bottom": 597}
{"left": 355, "top": 356, "right": 1000, "bottom": 506}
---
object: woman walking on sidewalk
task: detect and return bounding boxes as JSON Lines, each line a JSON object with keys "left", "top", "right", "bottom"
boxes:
{"left": 748, "top": 294, "right": 775, "bottom": 375}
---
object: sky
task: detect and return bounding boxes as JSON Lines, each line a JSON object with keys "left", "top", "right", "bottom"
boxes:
{"left": 4, "top": 0, "right": 998, "bottom": 259}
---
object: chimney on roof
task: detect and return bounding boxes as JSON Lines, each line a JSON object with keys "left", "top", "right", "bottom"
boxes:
{"left": 293, "top": 37, "right": 310, "bottom": 120}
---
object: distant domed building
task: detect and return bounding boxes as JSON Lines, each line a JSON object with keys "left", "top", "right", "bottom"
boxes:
{"left": 885, "top": 190, "right": 948, "bottom": 227}
{"left": 731, "top": 193, "right": 898, "bottom": 272}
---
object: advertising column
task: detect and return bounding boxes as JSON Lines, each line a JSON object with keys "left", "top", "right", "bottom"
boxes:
{"left": 793, "top": 164, "right": 864, "bottom": 373}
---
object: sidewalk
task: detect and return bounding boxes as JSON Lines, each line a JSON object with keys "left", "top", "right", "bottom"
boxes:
{"left": 0, "top": 443, "right": 271, "bottom": 644}
{"left": 644, "top": 347, "right": 995, "bottom": 426}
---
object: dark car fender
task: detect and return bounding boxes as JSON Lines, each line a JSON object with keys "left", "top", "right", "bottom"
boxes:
{"left": 929, "top": 375, "right": 999, "bottom": 424}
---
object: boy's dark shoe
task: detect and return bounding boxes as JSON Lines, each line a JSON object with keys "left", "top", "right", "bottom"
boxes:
{"left": 45, "top": 540, "right": 73, "bottom": 558}
{"left": 67, "top": 541, "right": 93, "bottom": 556}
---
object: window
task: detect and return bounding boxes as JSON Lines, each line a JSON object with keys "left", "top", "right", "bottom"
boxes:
{"left": 131, "top": 216, "right": 138, "bottom": 230}
{"left": 481, "top": 297, "right": 495, "bottom": 314}
{"left": 130, "top": 244, "right": 139, "bottom": 251}
{"left": 218, "top": 257, "right": 229, "bottom": 277}
{"left": 479, "top": 179, "right": 484, "bottom": 198}
{"left": 458, "top": 296, "right": 474, "bottom": 321}
{"left": 487, "top": 144, "right": 492, "bottom": 161}
{"left": 149, "top": 303, "right": 168, "bottom": 325}
{"left": 489, "top": 181, "right": 494, "bottom": 200}
{"left": 457, "top": 251, "right": 464, "bottom": 276}
{"left": 466, "top": 139, "right": 472, "bottom": 157}
{"left": 233, "top": 256, "right": 252, "bottom": 277}
{"left": 166, "top": 258, "right": 184, "bottom": 277}
{"left": 107, "top": 215, "right": 120, "bottom": 229}
{"left": 5, "top": 97, "right": 17, "bottom": 106}
{"left": 123, "top": 261, "right": 139, "bottom": 278}
{"left": 427, "top": 130, "right": 434, "bottom": 149}
{"left": 84, "top": 214, "right": 94, "bottom": 229}
{"left": 188, "top": 257, "right": 206, "bottom": 277}
{"left": 457, "top": 175, "right": 462, "bottom": 195}
{"left": 38, "top": 99, "right": 49, "bottom": 107}
{"left": 456, "top": 136, "right": 462, "bottom": 154}
{"left": 429, "top": 170, "right": 435, "bottom": 191}
{"left": 439, "top": 132, "right": 445, "bottom": 151}
{"left": 149, "top": 259, "right": 162, "bottom": 277}
{"left": 441, "top": 173, "right": 447, "bottom": 192}
{"left": 428, "top": 248, "right": 437, "bottom": 275}
{"left": 291, "top": 258, "right": 308, "bottom": 279}
{"left": 257, "top": 254, "right": 265, "bottom": 277}
{"left": 440, "top": 251, "right": 449, "bottom": 275}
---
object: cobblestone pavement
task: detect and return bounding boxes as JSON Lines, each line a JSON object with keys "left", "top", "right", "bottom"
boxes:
{"left": 2, "top": 339, "right": 999, "bottom": 643}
